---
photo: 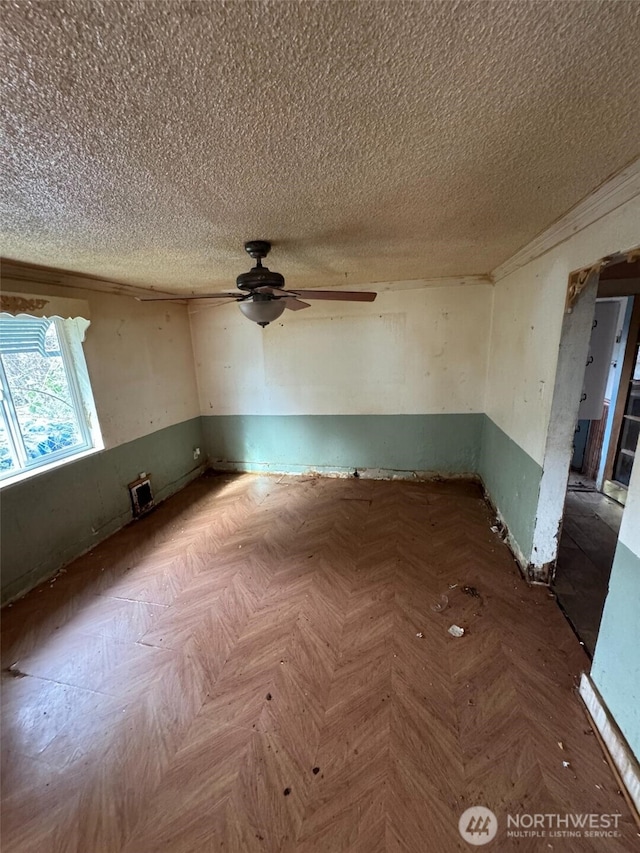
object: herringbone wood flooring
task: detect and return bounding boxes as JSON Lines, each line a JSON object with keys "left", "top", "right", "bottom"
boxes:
{"left": 1, "top": 473, "right": 637, "bottom": 851}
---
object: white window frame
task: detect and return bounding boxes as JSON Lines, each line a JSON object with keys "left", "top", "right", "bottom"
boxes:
{"left": 0, "top": 314, "right": 103, "bottom": 484}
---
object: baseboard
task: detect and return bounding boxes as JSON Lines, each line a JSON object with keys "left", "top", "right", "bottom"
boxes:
{"left": 579, "top": 673, "right": 640, "bottom": 814}
{"left": 207, "top": 461, "right": 480, "bottom": 482}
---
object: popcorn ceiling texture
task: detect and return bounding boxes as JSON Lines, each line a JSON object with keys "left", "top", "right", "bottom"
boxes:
{"left": 2, "top": 0, "right": 640, "bottom": 292}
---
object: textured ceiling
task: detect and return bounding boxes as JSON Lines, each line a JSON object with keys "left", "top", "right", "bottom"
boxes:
{"left": 2, "top": 0, "right": 640, "bottom": 292}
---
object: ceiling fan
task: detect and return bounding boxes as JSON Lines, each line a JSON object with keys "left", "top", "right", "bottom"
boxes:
{"left": 137, "top": 241, "right": 377, "bottom": 326}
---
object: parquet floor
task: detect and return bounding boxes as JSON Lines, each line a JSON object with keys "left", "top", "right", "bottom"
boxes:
{"left": 1, "top": 473, "right": 637, "bottom": 852}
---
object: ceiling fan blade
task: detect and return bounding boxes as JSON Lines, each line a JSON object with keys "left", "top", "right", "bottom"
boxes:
{"left": 136, "top": 292, "right": 240, "bottom": 302}
{"left": 256, "top": 286, "right": 376, "bottom": 303}
{"left": 282, "top": 297, "right": 311, "bottom": 311}
{"left": 288, "top": 289, "right": 377, "bottom": 302}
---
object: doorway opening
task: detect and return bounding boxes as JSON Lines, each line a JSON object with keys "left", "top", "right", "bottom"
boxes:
{"left": 553, "top": 258, "right": 640, "bottom": 655}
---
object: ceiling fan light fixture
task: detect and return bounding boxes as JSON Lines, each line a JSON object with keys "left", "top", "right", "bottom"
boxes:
{"left": 137, "top": 240, "right": 377, "bottom": 318}
{"left": 238, "top": 295, "right": 286, "bottom": 327}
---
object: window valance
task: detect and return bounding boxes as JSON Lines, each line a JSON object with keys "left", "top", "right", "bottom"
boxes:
{"left": 0, "top": 291, "right": 91, "bottom": 322}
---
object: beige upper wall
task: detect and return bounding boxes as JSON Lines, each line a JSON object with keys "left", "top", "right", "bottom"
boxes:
{"left": 485, "top": 195, "right": 640, "bottom": 466}
{"left": 191, "top": 284, "right": 492, "bottom": 416}
{"left": 1, "top": 276, "right": 200, "bottom": 449}
{"left": 83, "top": 293, "right": 200, "bottom": 447}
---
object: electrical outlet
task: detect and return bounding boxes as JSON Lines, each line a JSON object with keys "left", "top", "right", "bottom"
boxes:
{"left": 193, "top": 447, "right": 201, "bottom": 460}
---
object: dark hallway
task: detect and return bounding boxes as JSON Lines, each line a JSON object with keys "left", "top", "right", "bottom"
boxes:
{"left": 554, "top": 478, "right": 623, "bottom": 655}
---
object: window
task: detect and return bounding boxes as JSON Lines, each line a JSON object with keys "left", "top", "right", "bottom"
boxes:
{"left": 0, "top": 315, "right": 100, "bottom": 481}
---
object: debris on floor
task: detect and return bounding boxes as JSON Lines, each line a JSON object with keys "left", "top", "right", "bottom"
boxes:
{"left": 312, "top": 767, "right": 320, "bottom": 775}
{"left": 448, "top": 625, "right": 465, "bottom": 638}
{"left": 283, "top": 787, "right": 291, "bottom": 796}
{"left": 490, "top": 520, "right": 506, "bottom": 538}
{"left": 416, "top": 632, "right": 424, "bottom": 638}
{"left": 557, "top": 741, "right": 564, "bottom": 750}
{"left": 462, "top": 585, "right": 480, "bottom": 598}
{"left": 562, "top": 761, "right": 571, "bottom": 769}
{"left": 266, "top": 693, "right": 272, "bottom": 701}
{"left": 448, "top": 583, "right": 458, "bottom": 590}
{"left": 430, "top": 594, "right": 449, "bottom": 612}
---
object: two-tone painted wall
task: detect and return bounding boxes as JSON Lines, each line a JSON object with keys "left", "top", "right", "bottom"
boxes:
{"left": 5, "top": 195, "right": 638, "bottom": 604}
{"left": 0, "top": 276, "right": 203, "bottom": 603}
{"left": 191, "top": 283, "right": 492, "bottom": 476}
{"left": 481, "top": 193, "right": 640, "bottom": 768}
{"left": 481, "top": 194, "right": 640, "bottom": 571}
{"left": 191, "top": 202, "right": 638, "bottom": 577}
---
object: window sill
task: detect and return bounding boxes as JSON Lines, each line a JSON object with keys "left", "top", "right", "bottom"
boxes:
{"left": 0, "top": 444, "right": 104, "bottom": 490}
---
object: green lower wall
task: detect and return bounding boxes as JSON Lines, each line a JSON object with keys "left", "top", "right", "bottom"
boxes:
{"left": 1, "top": 412, "right": 544, "bottom": 603}
{"left": 201, "top": 413, "right": 484, "bottom": 476}
{"left": 591, "top": 540, "right": 640, "bottom": 759}
{"left": 202, "top": 413, "right": 542, "bottom": 566}
{"left": 478, "top": 416, "right": 543, "bottom": 566}
{"left": 5, "top": 404, "right": 635, "bottom": 760}
{"left": 0, "top": 417, "right": 204, "bottom": 604}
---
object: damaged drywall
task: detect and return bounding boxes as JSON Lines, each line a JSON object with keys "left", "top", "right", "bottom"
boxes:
{"left": 528, "top": 266, "right": 600, "bottom": 581}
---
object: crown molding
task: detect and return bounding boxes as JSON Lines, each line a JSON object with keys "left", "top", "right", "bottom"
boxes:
{"left": 1, "top": 258, "right": 177, "bottom": 300}
{"left": 363, "top": 275, "right": 492, "bottom": 292}
{"left": 2, "top": 257, "right": 492, "bottom": 304}
{"left": 491, "top": 157, "right": 640, "bottom": 283}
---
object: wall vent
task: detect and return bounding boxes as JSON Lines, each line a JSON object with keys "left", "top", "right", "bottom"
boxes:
{"left": 129, "top": 475, "right": 154, "bottom": 518}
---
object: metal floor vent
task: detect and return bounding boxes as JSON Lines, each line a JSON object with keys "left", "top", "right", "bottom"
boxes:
{"left": 129, "top": 475, "right": 154, "bottom": 518}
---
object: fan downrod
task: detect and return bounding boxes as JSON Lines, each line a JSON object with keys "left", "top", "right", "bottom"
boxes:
{"left": 237, "top": 240, "right": 284, "bottom": 292}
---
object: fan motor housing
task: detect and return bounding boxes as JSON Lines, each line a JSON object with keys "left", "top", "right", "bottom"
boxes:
{"left": 236, "top": 266, "right": 285, "bottom": 292}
